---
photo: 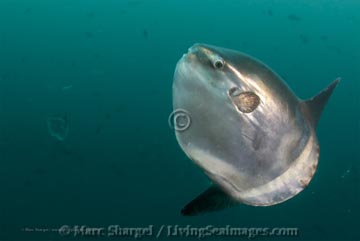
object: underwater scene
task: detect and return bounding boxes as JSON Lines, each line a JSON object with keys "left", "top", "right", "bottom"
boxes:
{"left": 0, "top": 0, "right": 359, "bottom": 240}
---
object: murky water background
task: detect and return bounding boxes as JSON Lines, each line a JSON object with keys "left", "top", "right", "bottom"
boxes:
{"left": 0, "top": 0, "right": 359, "bottom": 240}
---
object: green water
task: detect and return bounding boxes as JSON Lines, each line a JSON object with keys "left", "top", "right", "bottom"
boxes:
{"left": 0, "top": 0, "right": 359, "bottom": 240}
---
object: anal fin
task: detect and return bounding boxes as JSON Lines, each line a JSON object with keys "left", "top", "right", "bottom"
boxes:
{"left": 181, "top": 185, "right": 238, "bottom": 216}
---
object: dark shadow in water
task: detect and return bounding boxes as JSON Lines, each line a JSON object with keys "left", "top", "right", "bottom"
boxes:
{"left": 95, "top": 125, "right": 102, "bottom": 136}
{"left": 288, "top": 14, "right": 301, "bottom": 21}
{"left": 143, "top": 29, "right": 148, "bottom": 39}
{"left": 320, "top": 35, "right": 329, "bottom": 42}
{"left": 105, "top": 113, "right": 112, "bottom": 120}
{"left": 84, "top": 32, "right": 94, "bottom": 39}
{"left": 86, "top": 12, "right": 96, "bottom": 19}
{"left": 327, "top": 46, "right": 342, "bottom": 55}
{"left": 299, "top": 34, "right": 309, "bottom": 44}
{"left": 23, "top": 7, "right": 32, "bottom": 15}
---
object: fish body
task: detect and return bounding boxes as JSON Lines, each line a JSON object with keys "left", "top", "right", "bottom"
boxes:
{"left": 172, "top": 44, "right": 340, "bottom": 215}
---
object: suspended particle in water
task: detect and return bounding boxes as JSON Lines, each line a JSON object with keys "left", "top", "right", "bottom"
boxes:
{"left": 47, "top": 114, "right": 70, "bottom": 141}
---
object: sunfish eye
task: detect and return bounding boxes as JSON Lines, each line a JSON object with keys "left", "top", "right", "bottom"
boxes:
{"left": 210, "top": 56, "right": 225, "bottom": 69}
{"left": 213, "top": 58, "right": 225, "bottom": 69}
{"left": 228, "top": 88, "right": 260, "bottom": 113}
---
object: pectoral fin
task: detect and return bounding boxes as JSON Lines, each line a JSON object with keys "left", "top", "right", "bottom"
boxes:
{"left": 181, "top": 185, "right": 238, "bottom": 216}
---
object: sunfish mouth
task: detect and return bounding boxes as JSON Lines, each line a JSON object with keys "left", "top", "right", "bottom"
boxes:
{"left": 180, "top": 44, "right": 227, "bottom": 70}
{"left": 179, "top": 46, "right": 198, "bottom": 61}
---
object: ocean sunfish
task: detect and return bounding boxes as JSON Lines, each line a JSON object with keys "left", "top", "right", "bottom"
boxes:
{"left": 172, "top": 43, "right": 340, "bottom": 215}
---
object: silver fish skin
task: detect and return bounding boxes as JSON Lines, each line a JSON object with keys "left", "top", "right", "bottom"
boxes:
{"left": 173, "top": 43, "right": 340, "bottom": 215}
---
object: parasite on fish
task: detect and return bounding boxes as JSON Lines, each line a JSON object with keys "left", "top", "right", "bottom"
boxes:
{"left": 228, "top": 89, "right": 260, "bottom": 113}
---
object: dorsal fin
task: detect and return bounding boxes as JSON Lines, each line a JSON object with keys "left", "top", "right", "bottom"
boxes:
{"left": 301, "top": 78, "right": 340, "bottom": 128}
